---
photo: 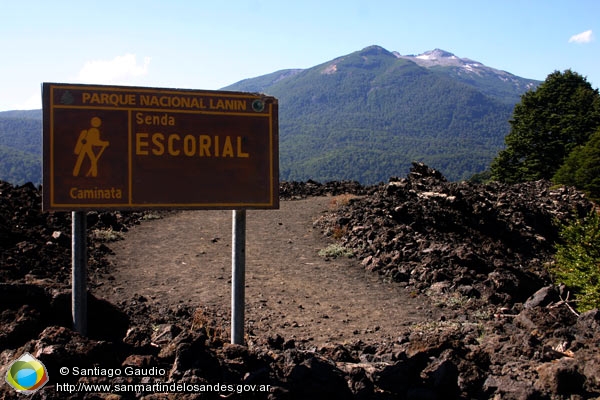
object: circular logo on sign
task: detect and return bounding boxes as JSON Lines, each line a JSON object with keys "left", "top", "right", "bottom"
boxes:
{"left": 252, "top": 99, "right": 265, "bottom": 112}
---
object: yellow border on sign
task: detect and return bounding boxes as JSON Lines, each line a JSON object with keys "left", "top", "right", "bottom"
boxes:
{"left": 47, "top": 84, "right": 278, "bottom": 209}
{"left": 49, "top": 86, "right": 55, "bottom": 207}
{"left": 269, "top": 102, "right": 275, "bottom": 205}
{"left": 127, "top": 110, "right": 133, "bottom": 206}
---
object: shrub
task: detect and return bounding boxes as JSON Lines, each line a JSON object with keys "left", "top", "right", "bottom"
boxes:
{"left": 318, "top": 243, "right": 354, "bottom": 258}
{"left": 91, "top": 228, "right": 124, "bottom": 242}
{"left": 551, "top": 210, "right": 600, "bottom": 312}
{"left": 553, "top": 128, "right": 600, "bottom": 202}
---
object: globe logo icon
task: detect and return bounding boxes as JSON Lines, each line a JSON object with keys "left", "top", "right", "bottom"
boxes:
{"left": 5, "top": 353, "right": 49, "bottom": 393}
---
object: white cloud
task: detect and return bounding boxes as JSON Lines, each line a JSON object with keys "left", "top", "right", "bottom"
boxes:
{"left": 10, "top": 92, "right": 42, "bottom": 110}
{"left": 568, "top": 29, "right": 594, "bottom": 44}
{"left": 77, "top": 54, "right": 151, "bottom": 84}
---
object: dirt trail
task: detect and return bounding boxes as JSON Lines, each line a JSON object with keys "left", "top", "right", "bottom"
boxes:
{"left": 93, "top": 197, "right": 440, "bottom": 346}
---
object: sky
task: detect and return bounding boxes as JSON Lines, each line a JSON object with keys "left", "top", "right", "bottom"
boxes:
{"left": 1, "top": 0, "right": 599, "bottom": 111}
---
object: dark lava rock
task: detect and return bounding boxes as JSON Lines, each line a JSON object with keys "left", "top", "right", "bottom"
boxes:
{"left": 317, "top": 162, "right": 593, "bottom": 307}
{"left": 285, "top": 354, "right": 353, "bottom": 400}
{"left": 1, "top": 176, "right": 599, "bottom": 400}
{"left": 279, "top": 180, "right": 375, "bottom": 199}
{"left": 524, "top": 285, "right": 561, "bottom": 309}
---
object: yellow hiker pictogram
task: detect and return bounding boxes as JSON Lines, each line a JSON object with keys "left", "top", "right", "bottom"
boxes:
{"left": 72, "top": 117, "right": 109, "bottom": 177}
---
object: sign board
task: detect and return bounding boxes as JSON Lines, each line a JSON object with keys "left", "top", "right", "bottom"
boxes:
{"left": 42, "top": 83, "right": 278, "bottom": 211}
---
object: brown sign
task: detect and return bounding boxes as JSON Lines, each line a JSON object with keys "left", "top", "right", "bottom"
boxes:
{"left": 42, "top": 83, "right": 279, "bottom": 210}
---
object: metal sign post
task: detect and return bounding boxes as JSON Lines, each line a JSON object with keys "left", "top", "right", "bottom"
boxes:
{"left": 231, "top": 210, "right": 246, "bottom": 345}
{"left": 71, "top": 211, "right": 87, "bottom": 335}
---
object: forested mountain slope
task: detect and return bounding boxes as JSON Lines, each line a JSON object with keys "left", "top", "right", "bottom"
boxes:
{"left": 225, "top": 45, "right": 539, "bottom": 182}
{"left": 0, "top": 110, "right": 41, "bottom": 185}
{"left": 0, "top": 46, "right": 539, "bottom": 184}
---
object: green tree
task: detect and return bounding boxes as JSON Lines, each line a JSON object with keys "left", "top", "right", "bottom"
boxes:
{"left": 552, "top": 210, "right": 600, "bottom": 312}
{"left": 553, "top": 128, "right": 600, "bottom": 202}
{"left": 491, "top": 70, "right": 600, "bottom": 183}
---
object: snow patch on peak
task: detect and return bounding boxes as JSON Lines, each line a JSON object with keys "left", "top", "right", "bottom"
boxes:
{"left": 397, "top": 49, "right": 484, "bottom": 71}
{"left": 416, "top": 53, "right": 435, "bottom": 60}
{"left": 425, "top": 49, "right": 457, "bottom": 58}
{"left": 412, "top": 49, "right": 458, "bottom": 61}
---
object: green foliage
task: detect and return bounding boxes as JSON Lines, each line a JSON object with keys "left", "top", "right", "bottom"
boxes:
{"left": 552, "top": 210, "right": 600, "bottom": 312}
{"left": 225, "top": 46, "right": 535, "bottom": 183}
{"left": 491, "top": 70, "right": 600, "bottom": 183}
{"left": 428, "top": 65, "right": 536, "bottom": 105}
{"left": 553, "top": 128, "right": 600, "bottom": 202}
{"left": 0, "top": 110, "right": 42, "bottom": 185}
{"left": 0, "top": 146, "right": 41, "bottom": 185}
{"left": 468, "top": 169, "right": 492, "bottom": 184}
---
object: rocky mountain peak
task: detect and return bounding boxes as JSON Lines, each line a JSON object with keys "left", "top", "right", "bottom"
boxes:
{"left": 418, "top": 48, "right": 457, "bottom": 60}
{"left": 358, "top": 45, "right": 394, "bottom": 57}
{"left": 395, "top": 48, "right": 478, "bottom": 69}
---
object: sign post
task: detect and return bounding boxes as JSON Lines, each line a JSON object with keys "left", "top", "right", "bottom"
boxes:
{"left": 231, "top": 210, "right": 246, "bottom": 344}
{"left": 71, "top": 211, "right": 87, "bottom": 335}
{"left": 43, "top": 83, "right": 279, "bottom": 340}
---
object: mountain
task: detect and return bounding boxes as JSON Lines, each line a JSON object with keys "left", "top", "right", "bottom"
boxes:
{"left": 0, "top": 110, "right": 41, "bottom": 185}
{"left": 395, "top": 49, "right": 538, "bottom": 104}
{"left": 1, "top": 46, "right": 540, "bottom": 185}
{"left": 224, "top": 45, "right": 540, "bottom": 182}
